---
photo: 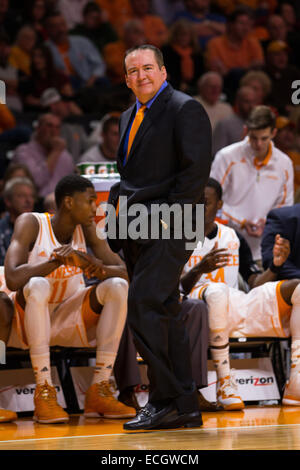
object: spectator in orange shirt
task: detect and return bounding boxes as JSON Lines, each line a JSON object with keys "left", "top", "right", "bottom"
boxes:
{"left": 8, "top": 26, "right": 37, "bottom": 76}
{"left": 161, "top": 19, "right": 204, "bottom": 94}
{"left": 95, "top": 0, "right": 133, "bottom": 36}
{"left": 129, "top": 0, "right": 168, "bottom": 48}
{"left": 103, "top": 19, "right": 145, "bottom": 85}
{"left": 205, "top": 6, "right": 264, "bottom": 76}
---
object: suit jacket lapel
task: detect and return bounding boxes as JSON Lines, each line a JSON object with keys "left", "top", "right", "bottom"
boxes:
{"left": 117, "top": 104, "right": 136, "bottom": 164}
{"left": 127, "top": 85, "right": 173, "bottom": 162}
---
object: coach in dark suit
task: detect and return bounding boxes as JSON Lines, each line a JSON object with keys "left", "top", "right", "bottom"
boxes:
{"left": 262, "top": 204, "right": 300, "bottom": 279}
{"left": 107, "top": 45, "right": 212, "bottom": 430}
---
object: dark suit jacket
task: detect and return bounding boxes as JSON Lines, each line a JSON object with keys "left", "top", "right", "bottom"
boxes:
{"left": 262, "top": 204, "right": 300, "bottom": 279}
{"left": 107, "top": 83, "right": 212, "bottom": 251}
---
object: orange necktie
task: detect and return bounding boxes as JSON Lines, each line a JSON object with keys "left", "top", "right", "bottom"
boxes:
{"left": 116, "top": 105, "right": 146, "bottom": 217}
{"left": 126, "top": 105, "right": 146, "bottom": 161}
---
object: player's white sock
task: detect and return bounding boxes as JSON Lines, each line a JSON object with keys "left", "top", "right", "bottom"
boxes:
{"left": 30, "top": 353, "right": 53, "bottom": 386}
{"left": 91, "top": 278, "right": 128, "bottom": 385}
{"left": 204, "top": 283, "right": 231, "bottom": 379}
{"left": 211, "top": 344, "right": 231, "bottom": 379}
{"left": 91, "top": 351, "right": 116, "bottom": 385}
{"left": 23, "top": 277, "right": 52, "bottom": 386}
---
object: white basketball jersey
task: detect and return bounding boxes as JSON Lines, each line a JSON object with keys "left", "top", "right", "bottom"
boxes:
{"left": 29, "top": 213, "right": 86, "bottom": 304}
{"left": 184, "top": 222, "right": 240, "bottom": 290}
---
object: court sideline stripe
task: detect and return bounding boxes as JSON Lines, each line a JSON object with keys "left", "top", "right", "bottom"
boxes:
{"left": 0, "top": 422, "right": 300, "bottom": 445}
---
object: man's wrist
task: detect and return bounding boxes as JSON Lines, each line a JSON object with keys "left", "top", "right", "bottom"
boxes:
{"left": 269, "top": 261, "right": 282, "bottom": 274}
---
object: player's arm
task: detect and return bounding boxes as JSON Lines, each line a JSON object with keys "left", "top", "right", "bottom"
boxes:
{"left": 180, "top": 243, "right": 230, "bottom": 295}
{"left": 4, "top": 213, "right": 63, "bottom": 291}
{"left": 81, "top": 223, "right": 128, "bottom": 281}
{"left": 247, "top": 235, "right": 290, "bottom": 289}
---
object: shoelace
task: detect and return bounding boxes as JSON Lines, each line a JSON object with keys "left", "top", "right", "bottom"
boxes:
{"left": 36, "top": 384, "right": 57, "bottom": 408}
{"left": 97, "top": 381, "right": 115, "bottom": 399}
{"left": 220, "top": 374, "right": 238, "bottom": 397}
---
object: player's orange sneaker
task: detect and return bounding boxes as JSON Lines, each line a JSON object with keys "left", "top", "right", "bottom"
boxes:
{"left": 217, "top": 372, "right": 245, "bottom": 411}
{"left": 84, "top": 381, "right": 137, "bottom": 418}
{"left": 33, "top": 381, "right": 69, "bottom": 424}
{"left": 0, "top": 408, "right": 17, "bottom": 423}
{"left": 282, "top": 370, "right": 300, "bottom": 406}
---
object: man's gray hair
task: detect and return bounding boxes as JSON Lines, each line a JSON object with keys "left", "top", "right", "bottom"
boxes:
{"left": 4, "top": 177, "right": 35, "bottom": 200}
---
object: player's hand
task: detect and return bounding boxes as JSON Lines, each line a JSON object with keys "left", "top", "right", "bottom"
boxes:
{"left": 51, "top": 246, "right": 89, "bottom": 269}
{"left": 197, "top": 242, "right": 230, "bottom": 273}
{"left": 83, "top": 256, "right": 106, "bottom": 280}
{"left": 273, "top": 234, "right": 290, "bottom": 266}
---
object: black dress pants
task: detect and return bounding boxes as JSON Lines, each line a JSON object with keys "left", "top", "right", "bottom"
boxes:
{"left": 123, "top": 237, "right": 199, "bottom": 414}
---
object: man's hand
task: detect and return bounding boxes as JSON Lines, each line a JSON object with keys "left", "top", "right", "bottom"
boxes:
{"left": 273, "top": 234, "right": 290, "bottom": 266}
{"left": 197, "top": 242, "right": 230, "bottom": 273}
{"left": 244, "top": 218, "right": 265, "bottom": 238}
{"left": 50, "top": 136, "right": 66, "bottom": 154}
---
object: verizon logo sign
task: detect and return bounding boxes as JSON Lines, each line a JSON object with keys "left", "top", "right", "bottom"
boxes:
{"left": 236, "top": 376, "right": 274, "bottom": 386}
{"left": 15, "top": 385, "right": 61, "bottom": 395}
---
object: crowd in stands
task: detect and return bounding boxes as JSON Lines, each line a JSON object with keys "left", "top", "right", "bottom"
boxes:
{"left": 0, "top": 0, "right": 300, "bottom": 417}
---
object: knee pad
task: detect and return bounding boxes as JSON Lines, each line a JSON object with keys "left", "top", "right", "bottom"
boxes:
{"left": 23, "top": 277, "right": 51, "bottom": 302}
{"left": 291, "top": 282, "right": 300, "bottom": 306}
{"left": 95, "top": 277, "right": 128, "bottom": 305}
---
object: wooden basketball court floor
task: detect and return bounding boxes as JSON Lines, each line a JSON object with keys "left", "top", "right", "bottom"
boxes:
{"left": 1, "top": 405, "right": 300, "bottom": 450}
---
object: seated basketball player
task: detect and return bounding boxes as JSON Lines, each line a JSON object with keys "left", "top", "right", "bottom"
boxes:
{"left": 181, "top": 178, "right": 300, "bottom": 410}
{"left": 4, "top": 174, "right": 136, "bottom": 424}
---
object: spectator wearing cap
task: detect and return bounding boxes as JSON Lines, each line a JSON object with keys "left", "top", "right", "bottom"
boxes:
{"left": 261, "top": 14, "right": 300, "bottom": 69}
{"left": 12, "top": 113, "right": 74, "bottom": 197}
{"left": 70, "top": 2, "right": 118, "bottom": 53}
{"left": 193, "top": 71, "right": 233, "bottom": 131}
{"left": 263, "top": 40, "right": 300, "bottom": 114}
{"left": 274, "top": 116, "right": 300, "bottom": 193}
{"left": 79, "top": 114, "right": 119, "bottom": 163}
{"left": 0, "top": 177, "right": 36, "bottom": 265}
{"left": 40, "top": 88, "right": 89, "bottom": 163}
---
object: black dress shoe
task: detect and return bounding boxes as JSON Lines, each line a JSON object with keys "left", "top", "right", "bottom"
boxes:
{"left": 123, "top": 402, "right": 203, "bottom": 430}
